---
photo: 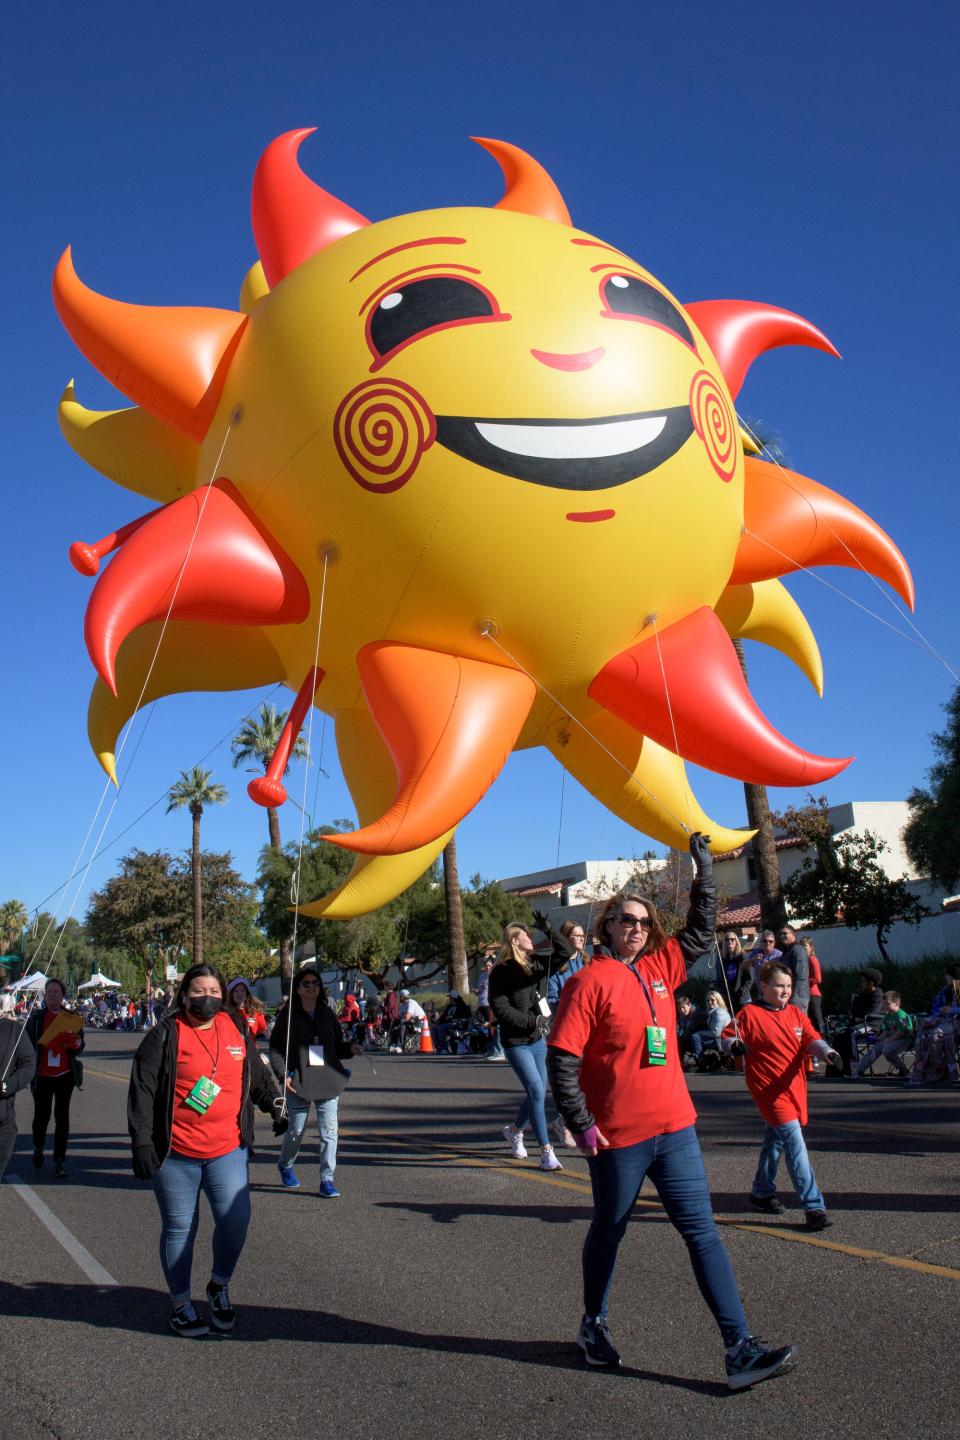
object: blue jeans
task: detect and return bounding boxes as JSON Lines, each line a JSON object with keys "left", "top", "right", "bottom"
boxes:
{"left": 504, "top": 1038, "right": 549, "bottom": 1147}
{"left": 279, "top": 1095, "right": 339, "bottom": 1181}
{"left": 691, "top": 1029, "right": 719, "bottom": 1059}
{"left": 583, "top": 1125, "right": 749, "bottom": 1348}
{"left": 151, "top": 1147, "right": 251, "bottom": 1304}
{"left": 753, "top": 1120, "right": 824, "bottom": 1211}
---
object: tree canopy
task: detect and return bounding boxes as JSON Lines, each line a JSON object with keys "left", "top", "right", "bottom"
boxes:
{"left": 904, "top": 685, "right": 960, "bottom": 892}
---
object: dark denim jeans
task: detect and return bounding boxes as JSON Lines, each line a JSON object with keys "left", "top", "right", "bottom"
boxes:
{"left": 583, "top": 1125, "right": 749, "bottom": 1348}
{"left": 504, "top": 1038, "right": 549, "bottom": 1147}
{"left": 151, "top": 1146, "right": 251, "bottom": 1304}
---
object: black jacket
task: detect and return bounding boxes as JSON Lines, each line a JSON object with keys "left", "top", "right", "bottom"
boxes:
{"left": 0, "top": 1020, "right": 36, "bottom": 1123}
{"left": 269, "top": 999, "right": 355, "bottom": 1102}
{"left": 127, "top": 1010, "right": 281, "bottom": 1163}
{"left": 547, "top": 869, "right": 717, "bottom": 1133}
{"left": 488, "top": 934, "right": 573, "bottom": 1047}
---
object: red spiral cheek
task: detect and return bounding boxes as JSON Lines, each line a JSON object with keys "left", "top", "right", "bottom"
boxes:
{"left": 334, "top": 379, "right": 437, "bottom": 493}
{"left": 689, "top": 369, "right": 737, "bottom": 483}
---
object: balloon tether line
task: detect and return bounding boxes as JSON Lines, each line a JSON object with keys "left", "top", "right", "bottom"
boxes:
{"left": 737, "top": 414, "right": 957, "bottom": 682}
{"left": 280, "top": 552, "right": 330, "bottom": 1118}
{"left": 480, "top": 627, "right": 692, "bottom": 836}
{"left": 2, "top": 420, "right": 234, "bottom": 1085}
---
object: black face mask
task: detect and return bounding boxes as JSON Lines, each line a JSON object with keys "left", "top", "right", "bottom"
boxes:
{"left": 186, "top": 995, "right": 221, "bottom": 1021}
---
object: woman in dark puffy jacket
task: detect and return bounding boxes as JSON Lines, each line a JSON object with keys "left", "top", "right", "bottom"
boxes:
{"left": 269, "top": 967, "right": 362, "bottom": 1198}
{"left": 489, "top": 922, "right": 571, "bottom": 1172}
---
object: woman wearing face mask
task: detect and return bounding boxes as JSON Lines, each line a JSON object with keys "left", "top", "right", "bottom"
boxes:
{"left": 547, "top": 834, "right": 798, "bottom": 1392}
{"left": 127, "top": 964, "right": 287, "bottom": 1339}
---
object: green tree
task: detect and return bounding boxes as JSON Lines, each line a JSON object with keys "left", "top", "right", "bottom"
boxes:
{"left": 904, "top": 685, "right": 960, "bottom": 892}
{"left": 777, "top": 813, "right": 930, "bottom": 963}
{"left": 87, "top": 850, "right": 187, "bottom": 994}
{"left": 166, "top": 767, "right": 228, "bottom": 965}
{"left": 442, "top": 835, "right": 469, "bottom": 995}
{"left": 0, "top": 899, "right": 28, "bottom": 956}
{"left": 232, "top": 702, "right": 310, "bottom": 986}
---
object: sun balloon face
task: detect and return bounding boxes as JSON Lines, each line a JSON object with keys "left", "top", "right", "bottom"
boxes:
{"left": 54, "top": 130, "right": 915, "bottom": 920}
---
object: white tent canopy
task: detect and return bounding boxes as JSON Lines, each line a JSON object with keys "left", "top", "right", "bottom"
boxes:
{"left": 78, "top": 972, "right": 120, "bottom": 990}
{"left": 1, "top": 970, "right": 49, "bottom": 993}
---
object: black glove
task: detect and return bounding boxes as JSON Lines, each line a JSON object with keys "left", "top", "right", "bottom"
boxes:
{"left": 132, "top": 1144, "right": 160, "bottom": 1180}
{"left": 272, "top": 1117, "right": 289, "bottom": 1136}
{"left": 689, "top": 831, "right": 713, "bottom": 875}
{"left": 532, "top": 909, "right": 552, "bottom": 936}
{"left": 728, "top": 1038, "right": 747, "bottom": 1057}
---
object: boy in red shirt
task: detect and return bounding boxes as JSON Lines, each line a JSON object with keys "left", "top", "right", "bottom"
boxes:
{"left": 726, "top": 961, "right": 841, "bottom": 1231}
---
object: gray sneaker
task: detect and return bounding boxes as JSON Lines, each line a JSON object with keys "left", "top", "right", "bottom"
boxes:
{"left": 726, "top": 1336, "right": 798, "bottom": 1391}
{"left": 577, "top": 1314, "right": 621, "bottom": 1368}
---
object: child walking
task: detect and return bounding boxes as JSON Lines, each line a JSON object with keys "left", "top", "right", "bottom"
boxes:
{"left": 726, "top": 961, "right": 841, "bottom": 1231}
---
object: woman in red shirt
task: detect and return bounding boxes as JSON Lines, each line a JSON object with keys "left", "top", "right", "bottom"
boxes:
{"left": 26, "top": 977, "right": 84, "bottom": 1179}
{"left": 802, "top": 938, "right": 824, "bottom": 1034}
{"left": 128, "top": 964, "right": 286, "bottom": 1339}
{"left": 226, "top": 979, "right": 269, "bottom": 1038}
{"left": 547, "top": 834, "right": 797, "bottom": 1393}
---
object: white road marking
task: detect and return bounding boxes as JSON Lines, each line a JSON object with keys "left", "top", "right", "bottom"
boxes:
{"left": 6, "top": 1174, "right": 119, "bottom": 1287}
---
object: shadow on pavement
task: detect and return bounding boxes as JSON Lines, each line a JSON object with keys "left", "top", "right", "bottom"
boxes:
{"left": 375, "top": 1199, "right": 594, "bottom": 1225}
{"left": 0, "top": 1281, "right": 728, "bottom": 1393}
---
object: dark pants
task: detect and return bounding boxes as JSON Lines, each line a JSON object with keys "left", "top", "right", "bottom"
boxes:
{"left": 583, "top": 1125, "right": 749, "bottom": 1348}
{"left": 32, "top": 1075, "right": 75, "bottom": 1159}
{"left": 808, "top": 996, "right": 824, "bottom": 1034}
{"left": 0, "top": 1113, "right": 16, "bottom": 1180}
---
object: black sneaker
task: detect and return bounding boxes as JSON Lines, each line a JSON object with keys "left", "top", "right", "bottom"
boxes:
{"left": 53, "top": 1160, "right": 67, "bottom": 1179}
{"left": 32, "top": 1148, "right": 43, "bottom": 1170}
{"left": 170, "top": 1301, "right": 209, "bottom": 1339}
{"left": 726, "top": 1336, "right": 798, "bottom": 1391}
{"left": 206, "top": 1280, "right": 236, "bottom": 1333}
{"left": 804, "top": 1210, "right": 834, "bottom": 1231}
{"left": 748, "top": 1193, "right": 785, "bottom": 1215}
{"left": 577, "top": 1313, "right": 621, "bottom": 1368}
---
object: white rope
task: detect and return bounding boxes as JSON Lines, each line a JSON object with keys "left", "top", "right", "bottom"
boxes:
{"left": 2, "top": 423, "right": 234, "bottom": 1082}
{"left": 738, "top": 416, "right": 958, "bottom": 682}
{"left": 280, "top": 553, "right": 330, "bottom": 1118}
{"left": 480, "top": 628, "right": 692, "bottom": 835}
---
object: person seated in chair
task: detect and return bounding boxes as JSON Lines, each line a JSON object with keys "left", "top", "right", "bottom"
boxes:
{"left": 855, "top": 991, "right": 914, "bottom": 1078}
{"left": 690, "top": 991, "right": 733, "bottom": 1067}
{"left": 432, "top": 991, "right": 472, "bottom": 1055}
{"left": 831, "top": 968, "right": 886, "bottom": 1075}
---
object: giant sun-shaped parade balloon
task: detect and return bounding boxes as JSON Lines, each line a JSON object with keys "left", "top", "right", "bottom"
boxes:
{"left": 53, "top": 130, "right": 914, "bottom": 918}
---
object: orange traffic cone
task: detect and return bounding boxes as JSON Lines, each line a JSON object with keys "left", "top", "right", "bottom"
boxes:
{"left": 419, "top": 1017, "right": 435, "bottom": 1054}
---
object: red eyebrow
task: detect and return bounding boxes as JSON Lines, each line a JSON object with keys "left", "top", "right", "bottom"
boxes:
{"left": 571, "top": 238, "right": 630, "bottom": 260}
{"left": 350, "top": 237, "right": 467, "bottom": 282}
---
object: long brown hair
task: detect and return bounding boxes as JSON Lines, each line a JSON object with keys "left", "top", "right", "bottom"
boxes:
{"left": 593, "top": 891, "right": 668, "bottom": 955}
{"left": 495, "top": 923, "right": 535, "bottom": 974}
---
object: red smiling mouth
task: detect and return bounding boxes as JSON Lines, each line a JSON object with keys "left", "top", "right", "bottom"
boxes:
{"left": 566, "top": 509, "right": 616, "bottom": 523}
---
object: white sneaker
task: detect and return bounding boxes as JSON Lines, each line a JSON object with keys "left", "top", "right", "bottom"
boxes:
{"left": 554, "top": 1116, "right": 577, "bottom": 1148}
{"left": 502, "top": 1124, "right": 527, "bottom": 1159}
{"left": 540, "top": 1144, "right": 563, "bottom": 1172}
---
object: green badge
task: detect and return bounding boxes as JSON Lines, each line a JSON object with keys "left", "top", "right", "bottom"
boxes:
{"left": 646, "top": 1025, "right": 668, "bottom": 1066}
{"left": 184, "top": 1075, "right": 221, "bottom": 1115}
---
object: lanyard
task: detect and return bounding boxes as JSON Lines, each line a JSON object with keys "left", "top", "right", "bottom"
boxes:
{"left": 189, "top": 1018, "right": 222, "bottom": 1078}
{"left": 628, "top": 963, "right": 659, "bottom": 1025}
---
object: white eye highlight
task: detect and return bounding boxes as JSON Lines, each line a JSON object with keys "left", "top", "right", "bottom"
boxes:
{"left": 609, "top": 275, "right": 630, "bottom": 289}
{"left": 379, "top": 292, "right": 403, "bottom": 310}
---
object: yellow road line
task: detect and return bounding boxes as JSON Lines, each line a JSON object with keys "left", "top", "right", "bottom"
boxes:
{"left": 88, "top": 1069, "right": 960, "bottom": 1283}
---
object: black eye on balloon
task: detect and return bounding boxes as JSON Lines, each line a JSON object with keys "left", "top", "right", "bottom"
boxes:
{"left": 601, "top": 274, "right": 695, "bottom": 348}
{"left": 369, "top": 277, "right": 496, "bottom": 358}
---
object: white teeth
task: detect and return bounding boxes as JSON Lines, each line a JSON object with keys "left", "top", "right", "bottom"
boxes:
{"left": 474, "top": 415, "right": 666, "bottom": 460}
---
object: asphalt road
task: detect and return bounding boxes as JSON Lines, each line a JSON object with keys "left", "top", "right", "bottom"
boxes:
{"left": 2, "top": 1031, "right": 957, "bottom": 1440}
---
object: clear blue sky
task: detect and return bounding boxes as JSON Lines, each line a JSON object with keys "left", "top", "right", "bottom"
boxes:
{"left": 5, "top": 1, "right": 958, "bottom": 928}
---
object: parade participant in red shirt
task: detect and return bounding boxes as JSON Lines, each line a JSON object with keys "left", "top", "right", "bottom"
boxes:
{"left": 726, "top": 961, "right": 841, "bottom": 1229}
{"left": 802, "top": 938, "right": 824, "bottom": 1034}
{"left": 128, "top": 964, "right": 286, "bottom": 1339}
{"left": 26, "top": 977, "right": 84, "bottom": 1179}
{"left": 547, "top": 835, "right": 797, "bottom": 1392}
{"left": 226, "top": 978, "right": 268, "bottom": 1038}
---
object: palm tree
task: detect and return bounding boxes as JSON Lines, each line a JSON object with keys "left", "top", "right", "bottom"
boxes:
{"left": 166, "top": 767, "right": 228, "bottom": 965}
{"left": 443, "top": 835, "right": 469, "bottom": 996}
{"left": 230, "top": 703, "right": 310, "bottom": 851}
{"left": 0, "top": 899, "right": 28, "bottom": 957}
{"left": 231, "top": 703, "right": 310, "bottom": 987}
